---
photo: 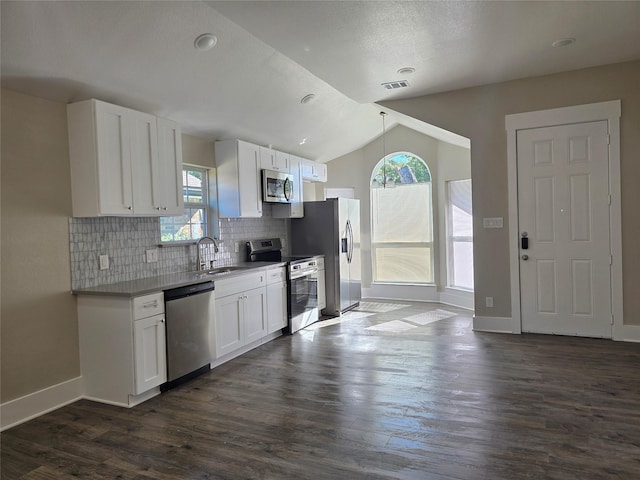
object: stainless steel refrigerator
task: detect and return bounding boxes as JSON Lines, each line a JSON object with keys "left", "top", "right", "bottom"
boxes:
{"left": 291, "top": 198, "right": 361, "bottom": 316}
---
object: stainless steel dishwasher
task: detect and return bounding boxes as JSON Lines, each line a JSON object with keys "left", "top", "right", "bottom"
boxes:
{"left": 162, "top": 281, "right": 215, "bottom": 391}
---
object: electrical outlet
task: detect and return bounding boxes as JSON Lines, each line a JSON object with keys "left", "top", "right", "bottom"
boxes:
{"left": 485, "top": 296, "right": 494, "bottom": 308}
{"left": 146, "top": 249, "right": 158, "bottom": 263}
{"left": 483, "top": 217, "right": 504, "bottom": 228}
{"left": 99, "top": 254, "right": 109, "bottom": 270}
{"left": 235, "top": 242, "right": 240, "bottom": 253}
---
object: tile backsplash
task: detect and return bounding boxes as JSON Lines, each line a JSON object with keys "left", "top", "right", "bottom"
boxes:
{"left": 70, "top": 214, "right": 288, "bottom": 289}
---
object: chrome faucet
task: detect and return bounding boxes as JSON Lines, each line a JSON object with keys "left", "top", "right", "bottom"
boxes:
{"left": 196, "top": 236, "right": 219, "bottom": 271}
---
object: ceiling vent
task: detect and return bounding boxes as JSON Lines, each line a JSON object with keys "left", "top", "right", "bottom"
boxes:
{"left": 381, "top": 80, "right": 410, "bottom": 90}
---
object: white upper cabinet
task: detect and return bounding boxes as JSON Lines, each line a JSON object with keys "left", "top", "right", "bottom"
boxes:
{"left": 301, "top": 159, "right": 328, "bottom": 182}
{"left": 67, "top": 99, "right": 183, "bottom": 217}
{"left": 260, "top": 146, "right": 289, "bottom": 172}
{"left": 216, "top": 139, "right": 263, "bottom": 218}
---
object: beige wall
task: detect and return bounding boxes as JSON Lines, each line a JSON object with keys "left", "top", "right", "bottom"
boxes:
{"left": 1, "top": 89, "right": 79, "bottom": 403}
{"left": 182, "top": 133, "right": 215, "bottom": 168}
{"left": 382, "top": 60, "right": 640, "bottom": 324}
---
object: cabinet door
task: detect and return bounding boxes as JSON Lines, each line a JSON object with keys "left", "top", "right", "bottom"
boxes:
{"left": 244, "top": 287, "right": 267, "bottom": 344}
{"left": 156, "top": 118, "right": 184, "bottom": 215}
{"left": 238, "top": 141, "right": 263, "bottom": 217}
{"left": 259, "top": 146, "right": 276, "bottom": 170}
{"left": 133, "top": 314, "right": 167, "bottom": 394}
{"left": 215, "top": 294, "right": 244, "bottom": 357}
{"left": 290, "top": 157, "right": 304, "bottom": 218}
{"left": 95, "top": 102, "right": 134, "bottom": 214}
{"left": 130, "top": 111, "right": 159, "bottom": 215}
{"left": 267, "top": 282, "right": 288, "bottom": 333}
{"left": 314, "top": 163, "right": 328, "bottom": 182}
{"left": 275, "top": 150, "right": 290, "bottom": 172}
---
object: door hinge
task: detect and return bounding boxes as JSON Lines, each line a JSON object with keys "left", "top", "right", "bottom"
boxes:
{"left": 608, "top": 194, "right": 612, "bottom": 205}
{"left": 606, "top": 134, "right": 611, "bottom": 145}
{"left": 610, "top": 314, "right": 614, "bottom": 325}
{"left": 610, "top": 254, "right": 613, "bottom": 265}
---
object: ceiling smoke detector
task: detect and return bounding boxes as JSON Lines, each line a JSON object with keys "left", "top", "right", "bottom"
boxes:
{"left": 397, "top": 67, "right": 415, "bottom": 75}
{"left": 194, "top": 33, "right": 217, "bottom": 51}
{"left": 381, "top": 80, "right": 410, "bottom": 90}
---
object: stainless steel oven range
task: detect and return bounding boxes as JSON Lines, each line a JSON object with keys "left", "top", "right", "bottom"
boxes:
{"left": 246, "top": 238, "right": 320, "bottom": 334}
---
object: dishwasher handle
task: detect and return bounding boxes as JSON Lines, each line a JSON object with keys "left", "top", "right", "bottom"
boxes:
{"left": 164, "top": 281, "right": 214, "bottom": 301}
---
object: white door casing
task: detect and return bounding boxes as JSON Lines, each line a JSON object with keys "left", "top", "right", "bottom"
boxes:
{"left": 500, "top": 100, "right": 629, "bottom": 340}
{"left": 517, "top": 121, "right": 611, "bottom": 337}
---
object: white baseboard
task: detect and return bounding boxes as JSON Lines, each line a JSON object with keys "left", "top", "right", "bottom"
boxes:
{"left": 1, "top": 376, "right": 83, "bottom": 431}
{"left": 613, "top": 324, "right": 640, "bottom": 342}
{"left": 363, "top": 285, "right": 474, "bottom": 311}
{"left": 473, "top": 315, "right": 520, "bottom": 334}
{"left": 363, "top": 284, "right": 440, "bottom": 302}
{"left": 439, "top": 289, "right": 475, "bottom": 311}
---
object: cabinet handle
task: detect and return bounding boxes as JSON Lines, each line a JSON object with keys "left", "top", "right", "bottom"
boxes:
{"left": 160, "top": 318, "right": 165, "bottom": 323}
{"left": 163, "top": 207, "right": 167, "bottom": 211}
{"left": 143, "top": 300, "right": 158, "bottom": 308}
{"left": 127, "top": 206, "right": 133, "bottom": 210}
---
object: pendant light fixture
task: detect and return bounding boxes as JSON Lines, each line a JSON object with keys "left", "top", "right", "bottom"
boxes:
{"left": 375, "top": 111, "right": 394, "bottom": 189}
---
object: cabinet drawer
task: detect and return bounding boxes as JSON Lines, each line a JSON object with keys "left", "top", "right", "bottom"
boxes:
{"left": 215, "top": 271, "right": 265, "bottom": 298}
{"left": 266, "top": 267, "right": 286, "bottom": 285}
{"left": 133, "top": 292, "right": 164, "bottom": 319}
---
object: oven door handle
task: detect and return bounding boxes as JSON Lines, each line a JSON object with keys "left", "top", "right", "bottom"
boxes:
{"left": 290, "top": 267, "right": 318, "bottom": 280}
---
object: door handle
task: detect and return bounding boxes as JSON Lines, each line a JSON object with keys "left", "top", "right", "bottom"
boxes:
{"left": 521, "top": 254, "right": 529, "bottom": 260}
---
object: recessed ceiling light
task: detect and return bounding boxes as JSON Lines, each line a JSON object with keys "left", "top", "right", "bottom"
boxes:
{"left": 552, "top": 37, "right": 576, "bottom": 48}
{"left": 299, "top": 138, "right": 307, "bottom": 145}
{"left": 300, "top": 94, "right": 316, "bottom": 105}
{"left": 194, "top": 33, "right": 217, "bottom": 51}
{"left": 397, "top": 67, "right": 415, "bottom": 75}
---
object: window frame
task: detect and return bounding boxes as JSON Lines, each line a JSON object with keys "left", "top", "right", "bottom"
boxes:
{"left": 369, "top": 152, "right": 435, "bottom": 285}
{"left": 445, "top": 178, "right": 474, "bottom": 291}
{"left": 160, "top": 165, "right": 210, "bottom": 245}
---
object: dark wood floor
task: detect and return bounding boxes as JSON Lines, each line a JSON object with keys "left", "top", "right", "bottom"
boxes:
{"left": 3, "top": 301, "right": 640, "bottom": 479}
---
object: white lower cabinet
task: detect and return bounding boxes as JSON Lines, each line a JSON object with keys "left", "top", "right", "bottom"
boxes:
{"left": 78, "top": 292, "right": 167, "bottom": 407}
{"left": 133, "top": 313, "right": 167, "bottom": 394}
{"left": 214, "top": 271, "right": 268, "bottom": 359}
{"left": 266, "top": 266, "right": 288, "bottom": 333}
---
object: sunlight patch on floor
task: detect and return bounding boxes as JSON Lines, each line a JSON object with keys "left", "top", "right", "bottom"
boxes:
{"left": 403, "top": 309, "right": 456, "bottom": 325}
{"left": 355, "top": 302, "right": 410, "bottom": 313}
{"left": 365, "top": 320, "right": 418, "bottom": 332}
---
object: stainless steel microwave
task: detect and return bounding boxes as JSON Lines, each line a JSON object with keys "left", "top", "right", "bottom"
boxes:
{"left": 262, "top": 169, "right": 294, "bottom": 203}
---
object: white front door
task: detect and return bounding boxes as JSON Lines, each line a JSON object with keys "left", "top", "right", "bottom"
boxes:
{"left": 517, "top": 120, "right": 612, "bottom": 338}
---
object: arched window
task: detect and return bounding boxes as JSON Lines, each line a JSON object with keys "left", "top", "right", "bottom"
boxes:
{"left": 370, "top": 152, "right": 434, "bottom": 284}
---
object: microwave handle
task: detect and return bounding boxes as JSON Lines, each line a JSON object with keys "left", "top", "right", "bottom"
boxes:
{"left": 284, "top": 177, "right": 292, "bottom": 201}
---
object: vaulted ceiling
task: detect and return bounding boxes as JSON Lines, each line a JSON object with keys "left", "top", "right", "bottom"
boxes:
{"left": 2, "top": 1, "right": 639, "bottom": 161}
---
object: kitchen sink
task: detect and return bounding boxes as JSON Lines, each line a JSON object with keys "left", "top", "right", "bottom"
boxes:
{"left": 200, "top": 266, "right": 246, "bottom": 276}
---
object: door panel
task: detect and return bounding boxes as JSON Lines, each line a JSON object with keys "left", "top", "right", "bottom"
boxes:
{"left": 518, "top": 121, "right": 611, "bottom": 338}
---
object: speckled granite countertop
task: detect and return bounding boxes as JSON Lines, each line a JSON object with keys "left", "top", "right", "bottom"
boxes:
{"left": 72, "top": 261, "right": 286, "bottom": 297}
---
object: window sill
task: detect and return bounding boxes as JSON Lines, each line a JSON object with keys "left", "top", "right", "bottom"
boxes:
{"left": 445, "top": 286, "right": 474, "bottom": 293}
{"left": 371, "top": 281, "right": 436, "bottom": 287}
{"left": 158, "top": 241, "right": 197, "bottom": 247}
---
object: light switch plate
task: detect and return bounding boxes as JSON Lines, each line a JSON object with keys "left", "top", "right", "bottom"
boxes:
{"left": 146, "top": 249, "right": 158, "bottom": 263}
{"left": 99, "top": 254, "right": 109, "bottom": 270}
{"left": 483, "top": 217, "right": 504, "bottom": 228}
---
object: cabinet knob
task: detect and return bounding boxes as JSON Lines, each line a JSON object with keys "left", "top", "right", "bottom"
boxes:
{"left": 127, "top": 206, "right": 133, "bottom": 210}
{"left": 160, "top": 318, "right": 165, "bottom": 323}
